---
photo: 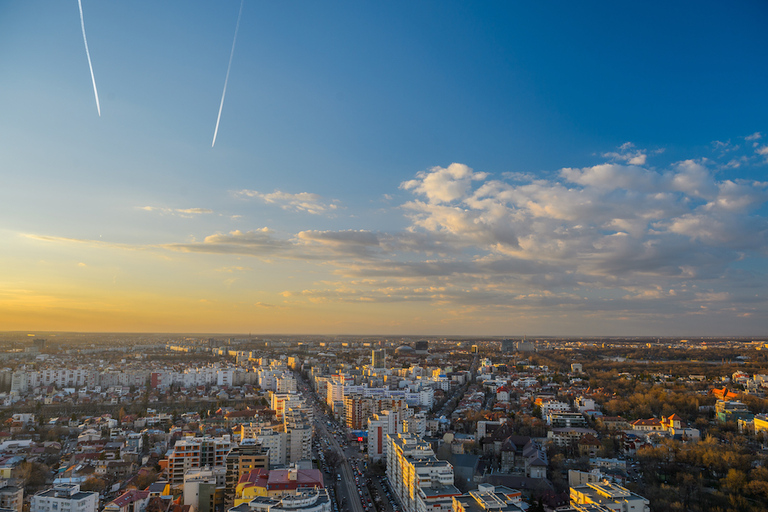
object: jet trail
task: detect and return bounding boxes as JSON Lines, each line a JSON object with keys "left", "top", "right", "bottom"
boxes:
{"left": 212, "top": 0, "right": 244, "bottom": 147}
{"left": 77, "top": 0, "right": 101, "bottom": 116}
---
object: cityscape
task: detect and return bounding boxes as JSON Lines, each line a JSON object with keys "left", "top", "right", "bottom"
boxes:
{"left": 0, "top": 334, "right": 766, "bottom": 512}
{"left": 2, "top": 2, "right": 768, "bottom": 512}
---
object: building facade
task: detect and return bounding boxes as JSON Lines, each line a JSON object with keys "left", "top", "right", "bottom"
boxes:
{"left": 30, "top": 485, "right": 98, "bottom": 512}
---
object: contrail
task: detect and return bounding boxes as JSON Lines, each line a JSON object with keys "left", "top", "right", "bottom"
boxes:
{"left": 212, "top": 0, "right": 244, "bottom": 147}
{"left": 77, "top": 0, "right": 101, "bottom": 116}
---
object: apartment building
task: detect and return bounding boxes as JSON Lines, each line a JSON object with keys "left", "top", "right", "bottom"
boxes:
{"left": 386, "top": 433, "right": 455, "bottom": 512}
{"left": 30, "top": 485, "right": 98, "bottom": 512}
{"left": 166, "top": 436, "right": 233, "bottom": 484}
{"left": 570, "top": 481, "right": 649, "bottom": 512}
{"left": 183, "top": 466, "right": 226, "bottom": 512}
{"left": 452, "top": 485, "right": 526, "bottom": 512}
{"left": 228, "top": 488, "right": 331, "bottom": 512}
{"left": 225, "top": 440, "right": 270, "bottom": 505}
{"left": 284, "top": 408, "right": 313, "bottom": 464}
{"left": 0, "top": 484, "right": 23, "bottom": 512}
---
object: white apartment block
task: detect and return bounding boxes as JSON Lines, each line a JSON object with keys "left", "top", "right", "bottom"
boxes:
{"left": 540, "top": 400, "right": 571, "bottom": 416}
{"left": 241, "top": 429, "right": 287, "bottom": 467}
{"left": 575, "top": 397, "right": 596, "bottom": 413}
{"left": 12, "top": 369, "right": 98, "bottom": 393}
{"left": 217, "top": 369, "right": 235, "bottom": 387}
{"left": 386, "top": 433, "right": 454, "bottom": 512}
{"left": 326, "top": 383, "right": 345, "bottom": 406}
{"left": 284, "top": 408, "right": 313, "bottom": 464}
{"left": 368, "top": 410, "right": 403, "bottom": 461}
{"left": 403, "top": 411, "right": 427, "bottom": 438}
{"left": 30, "top": 484, "right": 98, "bottom": 512}
{"left": 276, "top": 374, "right": 297, "bottom": 394}
{"left": 332, "top": 384, "right": 434, "bottom": 409}
{"left": 270, "top": 392, "right": 311, "bottom": 422}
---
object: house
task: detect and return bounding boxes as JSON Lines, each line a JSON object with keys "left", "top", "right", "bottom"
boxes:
{"left": 146, "top": 482, "right": 171, "bottom": 498}
{"left": 629, "top": 418, "right": 663, "bottom": 432}
{"left": 716, "top": 400, "right": 754, "bottom": 423}
{"left": 577, "top": 434, "right": 601, "bottom": 458}
{"left": 660, "top": 414, "right": 700, "bottom": 442}
{"left": 598, "top": 417, "right": 630, "bottom": 431}
{"left": 103, "top": 490, "right": 150, "bottom": 512}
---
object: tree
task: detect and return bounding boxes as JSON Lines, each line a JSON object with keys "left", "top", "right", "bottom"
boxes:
{"left": 528, "top": 498, "right": 545, "bottom": 512}
{"left": 720, "top": 469, "right": 747, "bottom": 495}
{"left": 134, "top": 469, "right": 159, "bottom": 490}
{"left": 81, "top": 477, "right": 107, "bottom": 493}
{"left": 15, "top": 462, "right": 49, "bottom": 490}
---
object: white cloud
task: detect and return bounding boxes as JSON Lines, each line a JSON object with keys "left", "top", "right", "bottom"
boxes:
{"left": 602, "top": 142, "right": 648, "bottom": 165}
{"left": 746, "top": 132, "right": 762, "bottom": 141}
{"left": 165, "top": 228, "right": 294, "bottom": 257}
{"left": 400, "top": 163, "right": 487, "bottom": 204}
{"left": 560, "top": 164, "right": 660, "bottom": 192}
{"left": 139, "top": 206, "right": 214, "bottom": 217}
{"left": 669, "top": 160, "right": 718, "bottom": 199}
{"left": 235, "top": 189, "right": 339, "bottom": 215}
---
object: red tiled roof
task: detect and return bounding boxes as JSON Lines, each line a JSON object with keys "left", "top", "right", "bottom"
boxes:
{"left": 109, "top": 490, "right": 149, "bottom": 507}
{"left": 266, "top": 469, "right": 324, "bottom": 490}
{"left": 630, "top": 418, "right": 661, "bottom": 426}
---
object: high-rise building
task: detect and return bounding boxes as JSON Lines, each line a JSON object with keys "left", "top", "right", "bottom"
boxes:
{"left": 284, "top": 407, "right": 313, "bottom": 464}
{"left": 344, "top": 393, "right": 374, "bottom": 430}
{"left": 183, "top": 466, "right": 226, "bottom": 512}
{"left": 372, "top": 349, "right": 386, "bottom": 369}
{"left": 368, "top": 410, "right": 402, "bottom": 461}
{"left": 225, "top": 440, "right": 270, "bottom": 505}
{"left": 386, "top": 433, "right": 457, "bottom": 512}
{"left": 253, "top": 430, "right": 287, "bottom": 467}
{"left": 166, "top": 436, "right": 233, "bottom": 484}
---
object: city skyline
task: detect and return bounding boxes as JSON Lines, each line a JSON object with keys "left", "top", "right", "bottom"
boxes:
{"left": 1, "top": 1, "right": 767, "bottom": 335}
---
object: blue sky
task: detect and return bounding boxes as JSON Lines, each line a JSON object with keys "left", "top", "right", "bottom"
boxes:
{"left": 1, "top": 1, "right": 766, "bottom": 335}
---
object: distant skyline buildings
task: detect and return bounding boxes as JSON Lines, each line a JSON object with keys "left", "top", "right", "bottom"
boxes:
{"left": 372, "top": 349, "right": 386, "bottom": 369}
{"left": 1, "top": 2, "right": 766, "bottom": 336}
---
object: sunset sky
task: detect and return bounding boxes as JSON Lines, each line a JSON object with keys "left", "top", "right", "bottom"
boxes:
{"left": 1, "top": 1, "right": 767, "bottom": 335}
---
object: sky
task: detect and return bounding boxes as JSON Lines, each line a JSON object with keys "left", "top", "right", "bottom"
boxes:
{"left": 1, "top": 1, "right": 767, "bottom": 336}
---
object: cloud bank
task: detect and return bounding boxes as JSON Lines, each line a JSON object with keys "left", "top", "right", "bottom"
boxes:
{"left": 28, "top": 142, "right": 768, "bottom": 332}
{"left": 165, "top": 150, "right": 767, "bottom": 327}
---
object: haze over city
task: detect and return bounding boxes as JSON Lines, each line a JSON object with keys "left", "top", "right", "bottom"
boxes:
{"left": 1, "top": 1, "right": 766, "bottom": 335}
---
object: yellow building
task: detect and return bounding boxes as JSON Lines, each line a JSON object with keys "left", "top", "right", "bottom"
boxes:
{"left": 754, "top": 414, "right": 768, "bottom": 435}
{"left": 235, "top": 468, "right": 324, "bottom": 505}
{"left": 570, "top": 481, "right": 649, "bottom": 512}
